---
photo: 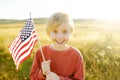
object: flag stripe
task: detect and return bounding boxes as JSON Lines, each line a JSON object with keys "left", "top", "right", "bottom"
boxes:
{"left": 9, "top": 36, "right": 21, "bottom": 64}
{"left": 15, "top": 36, "right": 33, "bottom": 63}
{"left": 16, "top": 41, "right": 34, "bottom": 70}
{"left": 17, "top": 40, "right": 34, "bottom": 65}
{"left": 9, "top": 35, "right": 20, "bottom": 54}
{"left": 12, "top": 38, "right": 21, "bottom": 54}
{"left": 12, "top": 38, "right": 22, "bottom": 59}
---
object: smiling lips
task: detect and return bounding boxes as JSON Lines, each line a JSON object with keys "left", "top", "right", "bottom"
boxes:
{"left": 55, "top": 40, "right": 65, "bottom": 44}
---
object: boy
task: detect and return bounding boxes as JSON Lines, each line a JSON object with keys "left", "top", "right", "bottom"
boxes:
{"left": 30, "top": 12, "right": 84, "bottom": 80}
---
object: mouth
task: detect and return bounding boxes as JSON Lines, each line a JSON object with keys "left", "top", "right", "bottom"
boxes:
{"left": 55, "top": 40, "right": 65, "bottom": 44}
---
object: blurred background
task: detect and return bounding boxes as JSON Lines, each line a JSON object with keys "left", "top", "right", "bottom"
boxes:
{"left": 0, "top": 0, "right": 120, "bottom": 80}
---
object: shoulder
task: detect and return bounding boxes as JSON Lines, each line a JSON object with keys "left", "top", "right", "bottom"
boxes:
{"left": 70, "top": 46, "right": 81, "bottom": 55}
{"left": 36, "top": 45, "right": 50, "bottom": 52}
{"left": 35, "top": 45, "right": 50, "bottom": 61}
{"left": 70, "top": 46, "right": 83, "bottom": 60}
{"left": 36, "top": 45, "right": 52, "bottom": 56}
{"left": 36, "top": 45, "right": 50, "bottom": 55}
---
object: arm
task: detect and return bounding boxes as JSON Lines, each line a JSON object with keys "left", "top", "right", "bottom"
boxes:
{"left": 60, "top": 51, "right": 84, "bottom": 80}
{"left": 30, "top": 50, "right": 45, "bottom": 80}
{"left": 71, "top": 52, "right": 84, "bottom": 80}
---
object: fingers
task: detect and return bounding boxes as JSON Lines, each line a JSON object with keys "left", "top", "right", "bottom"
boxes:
{"left": 41, "top": 60, "right": 51, "bottom": 75}
{"left": 46, "top": 72, "right": 60, "bottom": 80}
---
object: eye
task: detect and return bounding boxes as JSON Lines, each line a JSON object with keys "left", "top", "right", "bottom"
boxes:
{"left": 53, "top": 30, "right": 58, "bottom": 33}
{"left": 63, "top": 30, "right": 68, "bottom": 34}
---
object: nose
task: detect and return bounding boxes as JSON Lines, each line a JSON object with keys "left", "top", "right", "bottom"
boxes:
{"left": 57, "top": 33, "right": 63, "bottom": 39}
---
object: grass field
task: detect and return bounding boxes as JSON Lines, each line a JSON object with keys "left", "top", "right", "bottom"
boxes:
{"left": 0, "top": 19, "right": 120, "bottom": 80}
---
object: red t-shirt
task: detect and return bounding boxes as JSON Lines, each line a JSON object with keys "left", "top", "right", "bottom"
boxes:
{"left": 30, "top": 45, "right": 84, "bottom": 80}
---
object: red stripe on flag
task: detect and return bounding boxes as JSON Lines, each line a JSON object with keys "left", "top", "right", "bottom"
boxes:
{"left": 10, "top": 35, "right": 20, "bottom": 54}
{"left": 15, "top": 37, "right": 33, "bottom": 62}
{"left": 12, "top": 39, "right": 22, "bottom": 58}
{"left": 16, "top": 40, "right": 34, "bottom": 66}
{"left": 14, "top": 36, "right": 32, "bottom": 61}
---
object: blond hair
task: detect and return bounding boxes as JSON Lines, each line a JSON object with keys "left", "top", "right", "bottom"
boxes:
{"left": 46, "top": 12, "right": 74, "bottom": 36}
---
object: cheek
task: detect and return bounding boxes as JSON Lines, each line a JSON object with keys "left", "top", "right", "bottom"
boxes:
{"left": 63, "top": 35, "right": 70, "bottom": 42}
{"left": 50, "top": 33, "right": 55, "bottom": 40}
{"left": 65, "top": 34, "right": 71, "bottom": 39}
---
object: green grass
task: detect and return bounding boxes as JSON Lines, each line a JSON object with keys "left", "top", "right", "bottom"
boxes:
{"left": 0, "top": 19, "right": 120, "bottom": 80}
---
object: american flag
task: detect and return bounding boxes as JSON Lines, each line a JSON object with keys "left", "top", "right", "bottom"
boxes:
{"left": 9, "top": 18, "right": 38, "bottom": 70}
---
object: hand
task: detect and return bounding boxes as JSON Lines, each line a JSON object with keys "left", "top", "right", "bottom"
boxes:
{"left": 41, "top": 60, "right": 51, "bottom": 75}
{"left": 46, "top": 72, "right": 60, "bottom": 80}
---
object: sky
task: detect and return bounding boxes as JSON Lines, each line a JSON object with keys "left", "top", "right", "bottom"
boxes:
{"left": 0, "top": 0, "right": 120, "bottom": 20}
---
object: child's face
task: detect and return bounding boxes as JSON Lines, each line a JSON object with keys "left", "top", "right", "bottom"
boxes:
{"left": 50, "top": 22, "right": 71, "bottom": 47}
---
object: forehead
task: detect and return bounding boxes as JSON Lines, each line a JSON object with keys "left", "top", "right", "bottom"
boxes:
{"left": 54, "top": 22, "right": 71, "bottom": 30}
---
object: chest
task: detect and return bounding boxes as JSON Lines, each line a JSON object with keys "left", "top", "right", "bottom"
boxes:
{"left": 48, "top": 53, "right": 75, "bottom": 76}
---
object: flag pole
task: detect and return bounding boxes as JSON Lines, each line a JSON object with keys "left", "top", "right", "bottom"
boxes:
{"left": 29, "top": 13, "right": 46, "bottom": 61}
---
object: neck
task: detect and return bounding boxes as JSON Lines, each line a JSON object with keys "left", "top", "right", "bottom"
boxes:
{"left": 51, "top": 44, "right": 69, "bottom": 51}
